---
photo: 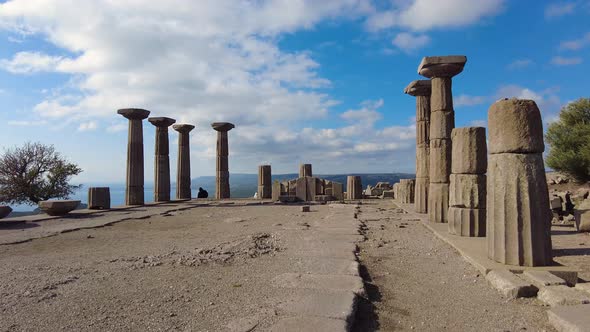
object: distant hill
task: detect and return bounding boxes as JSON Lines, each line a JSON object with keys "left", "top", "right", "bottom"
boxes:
{"left": 192, "top": 173, "right": 415, "bottom": 198}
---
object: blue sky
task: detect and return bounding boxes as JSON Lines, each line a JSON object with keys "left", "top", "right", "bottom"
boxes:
{"left": 0, "top": 0, "right": 589, "bottom": 183}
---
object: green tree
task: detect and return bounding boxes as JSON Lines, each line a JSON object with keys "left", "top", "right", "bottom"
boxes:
{"left": 546, "top": 98, "right": 590, "bottom": 183}
{"left": 0, "top": 142, "right": 82, "bottom": 205}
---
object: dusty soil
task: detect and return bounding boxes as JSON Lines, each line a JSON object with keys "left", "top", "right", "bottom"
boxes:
{"left": 353, "top": 200, "right": 555, "bottom": 332}
{"left": 0, "top": 204, "right": 333, "bottom": 331}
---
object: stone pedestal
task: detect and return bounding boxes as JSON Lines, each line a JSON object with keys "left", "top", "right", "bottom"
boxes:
{"left": 448, "top": 127, "right": 487, "bottom": 237}
{"left": 88, "top": 187, "right": 111, "bottom": 209}
{"left": 173, "top": 124, "right": 195, "bottom": 200}
{"left": 347, "top": 176, "right": 362, "bottom": 200}
{"left": 419, "top": 55, "right": 467, "bottom": 223}
{"left": 405, "top": 80, "right": 432, "bottom": 213}
{"left": 258, "top": 165, "right": 272, "bottom": 199}
{"left": 118, "top": 108, "right": 150, "bottom": 205}
{"left": 211, "top": 122, "right": 235, "bottom": 199}
{"left": 487, "top": 98, "right": 552, "bottom": 266}
{"left": 299, "top": 164, "right": 312, "bottom": 177}
{"left": 149, "top": 117, "right": 176, "bottom": 202}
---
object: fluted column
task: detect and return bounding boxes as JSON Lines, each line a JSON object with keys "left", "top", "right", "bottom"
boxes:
{"left": 347, "top": 176, "right": 362, "bottom": 200}
{"left": 149, "top": 117, "right": 176, "bottom": 202}
{"left": 118, "top": 108, "right": 150, "bottom": 206}
{"left": 418, "top": 55, "right": 467, "bottom": 223}
{"left": 404, "top": 80, "right": 432, "bottom": 213}
{"left": 299, "top": 164, "right": 312, "bottom": 177}
{"left": 173, "top": 124, "right": 195, "bottom": 200}
{"left": 211, "top": 122, "right": 235, "bottom": 199}
{"left": 258, "top": 165, "right": 272, "bottom": 199}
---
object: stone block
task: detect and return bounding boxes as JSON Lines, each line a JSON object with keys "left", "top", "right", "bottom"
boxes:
{"left": 301, "top": 206, "right": 311, "bottom": 212}
{"left": 485, "top": 269, "right": 538, "bottom": 299}
{"left": 38, "top": 200, "right": 81, "bottom": 216}
{"left": 430, "top": 110, "right": 455, "bottom": 139}
{"left": 547, "top": 304, "right": 590, "bottom": 332}
{"left": 399, "top": 179, "right": 415, "bottom": 204}
{"left": 418, "top": 55, "right": 467, "bottom": 78}
{"left": 88, "top": 187, "right": 110, "bottom": 209}
{"left": 522, "top": 271, "right": 567, "bottom": 288}
{"left": 449, "top": 174, "right": 486, "bottom": 209}
{"left": 347, "top": 176, "right": 362, "bottom": 200}
{"left": 306, "top": 177, "right": 318, "bottom": 201}
{"left": 428, "top": 183, "right": 449, "bottom": 223}
{"left": 487, "top": 153, "right": 553, "bottom": 266}
{"left": 538, "top": 286, "right": 590, "bottom": 307}
{"left": 429, "top": 138, "right": 452, "bottom": 183}
{"left": 551, "top": 196, "right": 564, "bottom": 210}
{"left": 332, "top": 182, "right": 344, "bottom": 201}
{"left": 272, "top": 181, "right": 281, "bottom": 201}
{"left": 573, "top": 209, "right": 590, "bottom": 232}
{"left": 430, "top": 77, "right": 453, "bottom": 112}
{"left": 416, "top": 121, "right": 430, "bottom": 146}
{"left": 451, "top": 127, "right": 487, "bottom": 174}
{"left": 414, "top": 177, "right": 428, "bottom": 213}
{"left": 416, "top": 145, "right": 430, "bottom": 178}
{"left": 296, "top": 177, "right": 307, "bottom": 202}
{"left": 299, "top": 164, "right": 312, "bottom": 177}
{"left": 488, "top": 98, "right": 545, "bottom": 154}
{"left": 447, "top": 207, "right": 486, "bottom": 237}
{"left": 382, "top": 190, "right": 394, "bottom": 199}
{"left": 575, "top": 283, "right": 590, "bottom": 295}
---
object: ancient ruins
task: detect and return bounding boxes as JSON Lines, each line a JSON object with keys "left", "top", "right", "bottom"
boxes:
{"left": 149, "top": 117, "right": 176, "bottom": 202}
{"left": 173, "top": 124, "right": 195, "bottom": 200}
{"left": 211, "top": 122, "right": 235, "bottom": 199}
{"left": 271, "top": 164, "right": 345, "bottom": 202}
{"left": 118, "top": 108, "right": 151, "bottom": 205}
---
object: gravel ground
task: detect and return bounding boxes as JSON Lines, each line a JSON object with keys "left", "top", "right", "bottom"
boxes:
{"left": 353, "top": 200, "right": 555, "bottom": 332}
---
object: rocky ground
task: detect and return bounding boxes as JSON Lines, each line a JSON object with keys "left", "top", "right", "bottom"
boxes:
{"left": 0, "top": 199, "right": 582, "bottom": 331}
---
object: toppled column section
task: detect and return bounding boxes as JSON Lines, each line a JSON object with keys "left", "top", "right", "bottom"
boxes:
{"left": 419, "top": 55, "right": 467, "bottom": 223}
{"left": 299, "top": 164, "right": 312, "bottom": 177}
{"left": 347, "top": 176, "right": 362, "bottom": 200}
{"left": 448, "top": 127, "right": 487, "bottom": 237}
{"left": 149, "top": 117, "right": 176, "bottom": 202}
{"left": 173, "top": 124, "right": 195, "bottom": 200}
{"left": 117, "top": 108, "right": 150, "bottom": 205}
{"left": 487, "top": 98, "right": 553, "bottom": 266}
{"left": 405, "top": 80, "right": 432, "bottom": 213}
{"left": 258, "top": 165, "right": 272, "bottom": 199}
{"left": 211, "top": 122, "right": 235, "bottom": 199}
{"left": 398, "top": 179, "right": 416, "bottom": 204}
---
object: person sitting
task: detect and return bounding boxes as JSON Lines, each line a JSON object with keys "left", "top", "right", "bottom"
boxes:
{"left": 197, "top": 187, "right": 209, "bottom": 199}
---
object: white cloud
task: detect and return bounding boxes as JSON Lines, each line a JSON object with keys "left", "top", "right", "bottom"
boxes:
{"left": 545, "top": 2, "right": 577, "bottom": 19}
{"left": 366, "top": 0, "right": 505, "bottom": 31}
{"left": 507, "top": 58, "right": 533, "bottom": 70}
{"left": 551, "top": 56, "right": 583, "bottom": 66}
{"left": 7, "top": 120, "right": 47, "bottom": 126}
{"left": 454, "top": 94, "right": 487, "bottom": 107}
{"left": 0, "top": 51, "right": 63, "bottom": 73}
{"left": 78, "top": 121, "right": 98, "bottom": 131}
{"left": 341, "top": 99, "right": 384, "bottom": 124}
{"left": 392, "top": 32, "right": 430, "bottom": 52}
{"left": 559, "top": 32, "right": 590, "bottom": 51}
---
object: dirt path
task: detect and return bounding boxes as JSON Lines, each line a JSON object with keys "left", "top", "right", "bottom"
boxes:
{"left": 353, "top": 200, "right": 554, "bottom": 332}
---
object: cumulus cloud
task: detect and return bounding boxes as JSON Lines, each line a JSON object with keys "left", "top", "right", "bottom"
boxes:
{"left": 551, "top": 56, "right": 583, "bottom": 66}
{"left": 78, "top": 121, "right": 98, "bottom": 132}
{"left": 545, "top": 2, "right": 577, "bottom": 19}
{"left": 366, "top": 0, "right": 505, "bottom": 31}
{"left": 454, "top": 94, "right": 487, "bottom": 107}
{"left": 391, "top": 32, "right": 431, "bottom": 52}
{"left": 560, "top": 32, "right": 590, "bottom": 51}
{"left": 0, "top": 51, "right": 63, "bottom": 73}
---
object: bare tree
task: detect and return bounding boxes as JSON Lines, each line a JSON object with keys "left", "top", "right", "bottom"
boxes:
{"left": 0, "top": 142, "right": 82, "bottom": 205}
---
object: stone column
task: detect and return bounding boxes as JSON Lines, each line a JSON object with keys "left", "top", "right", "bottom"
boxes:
{"left": 347, "top": 176, "right": 362, "bottom": 200}
{"left": 418, "top": 55, "right": 467, "bottom": 223}
{"left": 299, "top": 164, "right": 312, "bottom": 177}
{"left": 398, "top": 179, "right": 416, "bottom": 204}
{"left": 117, "top": 108, "right": 150, "bottom": 205}
{"left": 173, "top": 124, "right": 195, "bottom": 200}
{"left": 487, "top": 98, "right": 552, "bottom": 266}
{"left": 448, "top": 127, "right": 487, "bottom": 237}
{"left": 211, "top": 122, "right": 235, "bottom": 199}
{"left": 149, "top": 117, "right": 176, "bottom": 202}
{"left": 258, "top": 165, "right": 272, "bottom": 199}
{"left": 405, "top": 80, "right": 432, "bottom": 213}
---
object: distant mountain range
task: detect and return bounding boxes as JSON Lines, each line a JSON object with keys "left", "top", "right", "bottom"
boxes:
{"left": 192, "top": 173, "right": 415, "bottom": 198}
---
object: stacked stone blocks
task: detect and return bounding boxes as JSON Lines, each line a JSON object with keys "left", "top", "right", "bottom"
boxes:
{"left": 346, "top": 176, "right": 363, "bottom": 200}
{"left": 487, "top": 98, "right": 553, "bottom": 266}
{"left": 212, "top": 122, "right": 235, "bottom": 199}
{"left": 397, "top": 179, "right": 416, "bottom": 204}
{"left": 448, "top": 127, "right": 487, "bottom": 237}
{"left": 149, "top": 117, "right": 176, "bottom": 202}
{"left": 173, "top": 124, "right": 195, "bottom": 200}
{"left": 258, "top": 165, "right": 272, "bottom": 199}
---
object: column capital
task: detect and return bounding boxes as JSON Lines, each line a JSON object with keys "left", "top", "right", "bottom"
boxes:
{"left": 211, "top": 122, "right": 235, "bottom": 132}
{"left": 117, "top": 108, "right": 150, "bottom": 120}
{"left": 418, "top": 55, "right": 467, "bottom": 78}
{"left": 148, "top": 117, "right": 176, "bottom": 127}
{"left": 404, "top": 80, "right": 432, "bottom": 96}
{"left": 173, "top": 124, "right": 195, "bottom": 133}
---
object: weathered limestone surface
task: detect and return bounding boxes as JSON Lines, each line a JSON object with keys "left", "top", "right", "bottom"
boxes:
{"left": 487, "top": 99, "right": 552, "bottom": 267}
{"left": 448, "top": 207, "right": 485, "bottom": 237}
{"left": 414, "top": 177, "right": 428, "bottom": 213}
{"left": 332, "top": 182, "right": 344, "bottom": 201}
{"left": 428, "top": 183, "right": 449, "bottom": 224}
{"left": 149, "top": 117, "right": 176, "bottom": 202}
{"left": 88, "top": 187, "right": 110, "bottom": 209}
{"left": 430, "top": 111, "right": 455, "bottom": 139}
{"left": 173, "top": 124, "right": 194, "bottom": 200}
{"left": 38, "top": 200, "right": 80, "bottom": 216}
{"left": 416, "top": 146, "right": 430, "bottom": 177}
{"left": 429, "top": 138, "right": 452, "bottom": 183}
{"left": 451, "top": 127, "right": 487, "bottom": 174}
{"left": 346, "top": 176, "right": 362, "bottom": 200}
{"left": 397, "top": 179, "right": 415, "bottom": 204}
{"left": 272, "top": 181, "right": 281, "bottom": 201}
{"left": 299, "top": 164, "right": 313, "bottom": 178}
{"left": 449, "top": 174, "right": 486, "bottom": 209}
{"left": 485, "top": 269, "right": 538, "bottom": 299}
{"left": 538, "top": 286, "right": 590, "bottom": 307}
{"left": 212, "top": 122, "right": 235, "bottom": 199}
{"left": 547, "top": 304, "right": 590, "bottom": 332}
{"left": 488, "top": 99, "right": 545, "bottom": 154}
{"left": 258, "top": 165, "right": 272, "bottom": 199}
{"left": 118, "top": 108, "right": 150, "bottom": 205}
